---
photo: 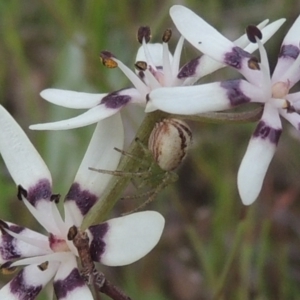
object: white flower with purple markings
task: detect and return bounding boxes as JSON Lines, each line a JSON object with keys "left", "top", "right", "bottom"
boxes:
{"left": 30, "top": 18, "right": 279, "bottom": 132}
{"left": 148, "top": 5, "right": 300, "bottom": 205}
{"left": 0, "top": 106, "right": 165, "bottom": 300}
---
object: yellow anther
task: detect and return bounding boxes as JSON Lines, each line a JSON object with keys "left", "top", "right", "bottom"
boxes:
{"left": 101, "top": 57, "right": 118, "bottom": 68}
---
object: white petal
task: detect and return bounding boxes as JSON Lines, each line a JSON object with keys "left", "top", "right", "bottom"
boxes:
{"left": 40, "top": 89, "right": 106, "bottom": 109}
{"left": 279, "top": 108, "right": 300, "bottom": 130}
{"left": 64, "top": 112, "right": 124, "bottom": 226}
{"left": 21, "top": 198, "right": 62, "bottom": 236}
{"left": 170, "top": 5, "right": 263, "bottom": 84}
{"left": 180, "top": 18, "right": 285, "bottom": 86}
{"left": 11, "top": 252, "right": 71, "bottom": 267}
{"left": 170, "top": 5, "right": 233, "bottom": 62}
{"left": 53, "top": 255, "right": 93, "bottom": 300}
{"left": 0, "top": 262, "right": 59, "bottom": 300}
{"left": 0, "top": 106, "right": 52, "bottom": 190}
{"left": 287, "top": 91, "right": 300, "bottom": 107}
{"left": 272, "top": 15, "right": 300, "bottom": 82}
{"left": 278, "top": 15, "right": 300, "bottom": 47}
{"left": 0, "top": 222, "right": 50, "bottom": 264}
{"left": 238, "top": 137, "right": 275, "bottom": 205}
{"left": 238, "top": 105, "right": 282, "bottom": 205}
{"left": 29, "top": 105, "right": 117, "bottom": 130}
{"left": 75, "top": 112, "right": 124, "bottom": 193}
{"left": 88, "top": 211, "right": 165, "bottom": 266}
{"left": 147, "top": 80, "right": 265, "bottom": 114}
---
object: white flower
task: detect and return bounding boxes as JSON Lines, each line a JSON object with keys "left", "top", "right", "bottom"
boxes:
{"left": 30, "top": 18, "right": 278, "bottom": 131}
{"left": 0, "top": 106, "right": 165, "bottom": 300}
{"left": 148, "top": 6, "right": 300, "bottom": 205}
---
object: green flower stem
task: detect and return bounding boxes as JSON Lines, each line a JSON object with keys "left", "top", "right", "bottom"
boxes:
{"left": 81, "top": 110, "right": 168, "bottom": 229}
{"left": 171, "top": 105, "right": 263, "bottom": 124}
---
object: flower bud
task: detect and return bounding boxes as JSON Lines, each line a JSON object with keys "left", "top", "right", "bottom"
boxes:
{"left": 148, "top": 118, "right": 192, "bottom": 171}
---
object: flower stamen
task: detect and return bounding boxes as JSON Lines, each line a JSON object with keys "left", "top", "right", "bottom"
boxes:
{"left": 37, "top": 261, "right": 49, "bottom": 271}
{"left": 137, "top": 26, "right": 151, "bottom": 44}
{"left": 162, "top": 29, "right": 173, "bottom": 86}
{"left": 99, "top": 51, "right": 118, "bottom": 69}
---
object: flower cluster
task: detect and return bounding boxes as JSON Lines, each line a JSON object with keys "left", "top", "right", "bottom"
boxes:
{"left": 148, "top": 5, "right": 300, "bottom": 205}
{"left": 1, "top": 3, "right": 300, "bottom": 300}
{"left": 0, "top": 107, "right": 164, "bottom": 299}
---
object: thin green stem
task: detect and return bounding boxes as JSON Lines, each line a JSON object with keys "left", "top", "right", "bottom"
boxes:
{"left": 170, "top": 106, "right": 263, "bottom": 124}
{"left": 185, "top": 223, "right": 217, "bottom": 289}
{"left": 212, "top": 219, "right": 247, "bottom": 300}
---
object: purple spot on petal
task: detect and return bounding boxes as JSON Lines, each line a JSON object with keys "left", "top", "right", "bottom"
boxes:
{"left": 65, "top": 183, "right": 97, "bottom": 216}
{"left": 54, "top": 268, "right": 85, "bottom": 299}
{"left": 220, "top": 80, "right": 251, "bottom": 106}
{"left": 138, "top": 71, "right": 145, "bottom": 80}
{"left": 279, "top": 44, "right": 299, "bottom": 59}
{"left": 27, "top": 179, "right": 52, "bottom": 207}
{"left": 100, "top": 89, "right": 131, "bottom": 109}
{"left": 88, "top": 223, "right": 109, "bottom": 262}
{"left": 0, "top": 225, "right": 24, "bottom": 261}
{"left": 253, "top": 121, "right": 282, "bottom": 145}
{"left": 177, "top": 57, "right": 200, "bottom": 79}
{"left": 10, "top": 269, "right": 42, "bottom": 299}
{"left": 224, "top": 46, "right": 252, "bottom": 69}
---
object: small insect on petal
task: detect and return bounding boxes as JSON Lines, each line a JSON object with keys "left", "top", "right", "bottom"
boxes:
{"left": 148, "top": 118, "right": 192, "bottom": 171}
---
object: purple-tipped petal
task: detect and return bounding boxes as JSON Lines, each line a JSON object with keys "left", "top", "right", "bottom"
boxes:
{"left": 53, "top": 255, "right": 93, "bottom": 300}
{"left": 147, "top": 80, "right": 265, "bottom": 114}
{"left": 0, "top": 262, "right": 59, "bottom": 300}
{"left": 0, "top": 222, "right": 50, "bottom": 264}
{"left": 88, "top": 211, "right": 165, "bottom": 266}
{"left": 63, "top": 183, "right": 98, "bottom": 228}
{"left": 30, "top": 88, "right": 143, "bottom": 131}
{"left": 179, "top": 55, "right": 225, "bottom": 86}
{"left": 170, "top": 5, "right": 234, "bottom": 62}
{"left": 64, "top": 113, "right": 124, "bottom": 226}
{"left": 179, "top": 19, "right": 285, "bottom": 86}
{"left": 169, "top": 5, "right": 260, "bottom": 84}
{"left": 40, "top": 89, "right": 107, "bottom": 109}
{"left": 100, "top": 88, "right": 144, "bottom": 108}
{"left": 0, "top": 106, "right": 52, "bottom": 193}
{"left": 238, "top": 105, "right": 282, "bottom": 205}
{"left": 272, "top": 15, "right": 300, "bottom": 83}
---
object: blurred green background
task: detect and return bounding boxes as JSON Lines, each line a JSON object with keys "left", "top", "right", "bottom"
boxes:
{"left": 1, "top": 0, "right": 300, "bottom": 299}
